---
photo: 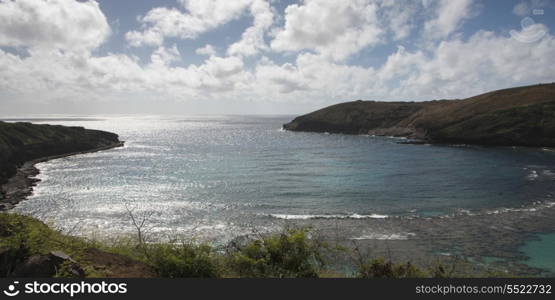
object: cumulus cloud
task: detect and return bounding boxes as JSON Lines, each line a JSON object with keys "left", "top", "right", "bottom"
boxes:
{"left": 270, "top": 0, "right": 383, "bottom": 62}
{"left": 378, "top": 0, "right": 420, "bottom": 41}
{"left": 227, "top": 0, "right": 274, "bottom": 57}
{"left": 423, "top": 0, "right": 477, "bottom": 40}
{"left": 255, "top": 24, "right": 555, "bottom": 101}
{"left": 0, "top": 0, "right": 110, "bottom": 51}
{"left": 380, "top": 27, "right": 555, "bottom": 98}
{"left": 126, "top": 0, "right": 252, "bottom": 47}
{"left": 1, "top": 0, "right": 555, "bottom": 113}
{"left": 151, "top": 44, "right": 181, "bottom": 67}
{"left": 196, "top": 44, "right": 217, "bottom": 56}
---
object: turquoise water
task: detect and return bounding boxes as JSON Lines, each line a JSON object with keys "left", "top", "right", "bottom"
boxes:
{"left": 4, "top": 115, "right": 555, "bottom": 243}
{"left": 520, "top": 233, "right": 555, "bottom": 275}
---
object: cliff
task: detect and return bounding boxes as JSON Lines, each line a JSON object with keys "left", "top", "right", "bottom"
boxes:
{"left": 283, "top": 83, "right": 555, "bottom": 147}
{"left": 0, "top": 121, "right": 123, "bottom": 200}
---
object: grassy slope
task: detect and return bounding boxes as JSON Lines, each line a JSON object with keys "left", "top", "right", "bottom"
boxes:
{"left": 283, "top": 83, "right": 555, "bottom": 146}
{"left": 0, "top": 121, "right": 121, "bottom": 186}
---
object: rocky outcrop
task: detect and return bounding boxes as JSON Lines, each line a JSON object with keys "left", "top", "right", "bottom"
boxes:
{"left": 283, "top": 83, "right": 555, "bottom": 147}
{"left": 10, "top": 251, "right": 85, "bottom": 278}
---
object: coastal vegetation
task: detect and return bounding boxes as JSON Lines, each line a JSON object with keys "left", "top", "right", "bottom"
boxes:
{"left": 0, "top": 213, "right": 507, "bottom": 278}
{"left": 283, "top": 83, "right": 555, "bottom": 147}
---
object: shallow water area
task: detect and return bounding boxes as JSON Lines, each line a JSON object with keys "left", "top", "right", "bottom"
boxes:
{"left": 519, "top": 233, "right": 555, "bottom": 276}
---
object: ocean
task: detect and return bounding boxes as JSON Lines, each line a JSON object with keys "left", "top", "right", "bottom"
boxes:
{"left": 6, "top": 115, "right": 555, "bottom": 274}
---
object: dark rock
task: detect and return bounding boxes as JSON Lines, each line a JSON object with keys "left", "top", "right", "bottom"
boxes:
{"left": 0, "top": 247, "right": 14, "bottom": 277}
{"left": 50, "top": 250, "right": 76, "bottom": 263}
{"left": 10, "top": 251, "right": 85, "bottom": 278}
{"left": 11, "top": 254, "right": 55, "bottom": 277}
{"left": 0, "top": 203, "right": 13, "bottom": 211}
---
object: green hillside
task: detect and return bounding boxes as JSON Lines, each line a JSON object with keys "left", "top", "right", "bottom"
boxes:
{"left": 283, "top": 83, "right": 555, "bottom": 147}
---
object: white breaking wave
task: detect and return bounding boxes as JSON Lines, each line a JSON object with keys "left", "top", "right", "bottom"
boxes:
{"left": 483, "top": 202, "right": 555, "bottom": 215}
{"left": 268, "top": 213, "right": 388, "bottom": 220}
{"left": 527, "top": 170, "right": 539, "bottom": 181}
{"left": 350, "top": 232, "right": 416, "bottom": 240}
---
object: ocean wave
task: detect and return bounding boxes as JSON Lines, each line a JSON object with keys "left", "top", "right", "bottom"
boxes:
{"left": 483, "top": 202, "right": 555, "bottom": 215}
{"left": 350, "top": 232, "right": 415, "bottom": 240}
{"left": 268, "top": 213, "right": 388, "bottom": 220}
{"left": 443, "top": 201, "right": 555, "bottom": 218}
{"left": 527, "top": 170, "right": 539, "bottom": 181}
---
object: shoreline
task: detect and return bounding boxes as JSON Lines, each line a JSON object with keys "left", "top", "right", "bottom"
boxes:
{"left": 0, "top": 141, "right": 124, "bottom": 211}
{"left": 284, "top": 128, "right": 555, "bottom": 150}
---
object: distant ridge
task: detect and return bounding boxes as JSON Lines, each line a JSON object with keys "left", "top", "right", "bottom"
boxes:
{"left": 283, "top": 83, "right": 555, "bottom": 147}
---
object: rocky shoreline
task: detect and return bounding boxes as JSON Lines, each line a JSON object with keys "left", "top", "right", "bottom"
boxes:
{"left": 0, "top": 141, "right": 124, "bottom": 211}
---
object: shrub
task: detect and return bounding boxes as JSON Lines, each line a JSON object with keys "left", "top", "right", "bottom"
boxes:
{"left": 145, "top": 243, "right": 221, "bottom": 278}
{"left": 0, "top": 214, "right": 52, "bottom": 257}
{"left": 228, "top": 228, "right": 324, "bottom": 278}
{"left": 356, "top": 258, "right": 426, "bottom": 278}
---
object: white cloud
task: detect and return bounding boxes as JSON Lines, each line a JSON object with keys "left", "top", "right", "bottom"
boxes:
{"left": 379, "top": 0, "right": 420, "bottom": 41}
{"left": 3, "top": 24, "right": 555, "bottom": 109}
{"left": 0, "top": 0, "right": 110, "bottom": 51}
{"left": 198, "top": 55, "right": 245, "bottom": 79}
{"left": 256, "top": 24, "right": 555, "bottom": 102}
{"left": 1, "top": 0, "right": 555, "bottom": 114}
{"left": 254, "top": 57, "right": 311, "bottom": 94}
{"left": 227, "top": 0, "right": 274, "bottom": 57}
{"left": 381, "top": 27, "right": 555, "bottom": 99}
{"left": 196, "top": 44, "right": 217, "bottom": 56}
{"left": 423, "top": 0, "right": 476, "bottom": 40}
{"left": 151, "top": 44, "right": 181, "bottom": 67}
{"left": 126, "top": 0, "right": 252, "bottom": 47}
{"left": 270, "top": 0, "right": 382, "bottom": 61}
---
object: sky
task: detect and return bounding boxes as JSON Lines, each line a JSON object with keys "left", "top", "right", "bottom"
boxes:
{"left": 1, "top": 0, "right": 555, "bottom": 115}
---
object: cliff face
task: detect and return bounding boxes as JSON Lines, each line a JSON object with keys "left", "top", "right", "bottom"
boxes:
{"left": 283, "top": 83, "right": 555, "bottom": 147}
{"left": 0, "top": 122, "right": 122, "bottom": 187}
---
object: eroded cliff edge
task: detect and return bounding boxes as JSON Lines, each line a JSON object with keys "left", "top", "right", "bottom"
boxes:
{"left": 283, "top": 83, "right": 555, "bottom": 147}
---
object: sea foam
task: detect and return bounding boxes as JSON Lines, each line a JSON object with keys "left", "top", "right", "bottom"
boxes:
{"left": 268, "top": 213, "right": 388, "bottom": 220}
{"left": 350, "top": 232, "right": 416, "bottom": 240}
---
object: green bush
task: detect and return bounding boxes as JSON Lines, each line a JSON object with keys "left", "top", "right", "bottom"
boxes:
{"left": 356, "top": 258, "right": 426, "bottom": 278}
{"left": 144, "top": 243, "right": 221, "bottom": 278}
{"left": 228, "top": 228, "right": 324, "bottom": 278}
{"left": 2, "top": 213, "right": 514, "bottom": 278}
